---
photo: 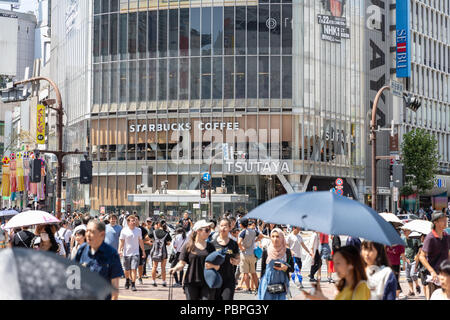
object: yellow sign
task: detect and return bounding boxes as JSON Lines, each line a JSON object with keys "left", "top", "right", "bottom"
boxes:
{"left": 36, "top": 104, "right": 46, "bottom": 144}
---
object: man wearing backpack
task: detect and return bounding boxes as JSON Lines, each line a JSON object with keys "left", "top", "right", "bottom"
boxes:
{"left": 56, "top": 220, "right": 72, "bottom": 257}
{"left": 237, "top": 218, "right": 264, "bottom": 293}
{"left": 149, "top": 220, "right": 172, "bottom": 287}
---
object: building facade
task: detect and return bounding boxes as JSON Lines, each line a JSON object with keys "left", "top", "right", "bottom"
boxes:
{"left": 54, "top": 0, "right": 450, "bottom": 217}
{"left": 392, "top": 0, "right": 450, "bottom": 211}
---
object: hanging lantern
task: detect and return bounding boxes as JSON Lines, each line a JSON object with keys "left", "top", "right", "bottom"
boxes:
{"left": 10, "top": 153, "right": 15, "bottom": 160}
{"left": 16, "top": 152, "right": 22, "bottom": 159}
{"left": 2, "top": 156, "right": 9, "bottom": 165}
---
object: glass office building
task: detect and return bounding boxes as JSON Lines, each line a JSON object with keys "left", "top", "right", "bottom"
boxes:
{"left": 53, "top": 0, "right": 369, "bottom": 216}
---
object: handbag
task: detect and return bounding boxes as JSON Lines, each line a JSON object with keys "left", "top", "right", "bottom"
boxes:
{"left": 254, "top": 246, "right": 263, "bottom": 259}
{"left": 266, "top": 283, "right": 286, "bottom": 294}
{"left": 169, "top": 252, "right": 176, "bottom": 264}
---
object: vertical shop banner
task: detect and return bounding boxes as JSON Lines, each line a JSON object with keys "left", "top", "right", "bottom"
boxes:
{"left": 36, "top": 104, "right": 46, "bottom": 144}
{"left": 396, "top": 0, "right": 411, "bottom": 78}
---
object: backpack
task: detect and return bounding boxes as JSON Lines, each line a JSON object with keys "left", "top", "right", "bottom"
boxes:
{"left": 150, "top": 230, "right": 169, "bottom": 260}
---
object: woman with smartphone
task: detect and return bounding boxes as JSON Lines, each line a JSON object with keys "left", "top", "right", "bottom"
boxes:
{"left": 258, "top": 228, "right": 294, "bottom": 300}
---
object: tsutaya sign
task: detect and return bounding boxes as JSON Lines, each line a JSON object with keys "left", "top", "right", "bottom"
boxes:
{"left": 129, "top": 121, "right": 240, "bottom": 133}
{"left": 225, "top": 160, "right": 292, "bottom": 175}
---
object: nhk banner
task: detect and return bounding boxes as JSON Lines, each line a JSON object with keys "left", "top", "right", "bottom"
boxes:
{"left": 36, "top": 104, "right": 46, "bottom": 144}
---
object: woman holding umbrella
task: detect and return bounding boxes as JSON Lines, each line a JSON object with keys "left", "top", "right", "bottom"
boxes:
{"left": 32, "top": 224, "right": 66, "bottom": 257}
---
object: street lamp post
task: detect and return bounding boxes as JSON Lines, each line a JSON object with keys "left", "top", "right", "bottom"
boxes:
{"left": 208, "top": 151, "right": 223, "bottom": 220}
{"left": 370, "top": 85, "right": 391, "bottom": 211}
{"left": 13, "top": 77, "right": 85, "bottom": 219}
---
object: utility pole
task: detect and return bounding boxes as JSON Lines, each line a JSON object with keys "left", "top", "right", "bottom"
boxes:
{"left": 8, "top": 77, "right": 85, "bottom": 219}
{"left": 371, "top": 85, "right": 421, "bottom": 212}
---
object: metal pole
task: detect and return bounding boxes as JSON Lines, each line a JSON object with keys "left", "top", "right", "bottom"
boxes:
{"left": 371, "top": 85, "right": 390, "bottom": 211}
{"left": 14, "top": 77, "right": 64, "bottom": 218}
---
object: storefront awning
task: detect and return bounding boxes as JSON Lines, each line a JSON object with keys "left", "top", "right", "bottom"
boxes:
{"left": 128, "top": 190, "right": 249, "bottom": 203}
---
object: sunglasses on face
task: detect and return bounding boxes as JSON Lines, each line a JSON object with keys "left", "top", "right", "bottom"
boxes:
{"left": 200, "top": 228, "right": 211, "bottom": 233}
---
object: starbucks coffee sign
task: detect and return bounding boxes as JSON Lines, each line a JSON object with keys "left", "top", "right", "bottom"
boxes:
{"left": 129, "top": 121, "right": 240, "bottom": 133}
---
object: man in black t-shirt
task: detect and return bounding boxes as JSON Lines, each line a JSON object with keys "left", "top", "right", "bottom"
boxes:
{"left": 12, "top": 226, "right": 35, "bottom": 248}
{"left": 179, "top": 211, "right": 193, "bottom": 232}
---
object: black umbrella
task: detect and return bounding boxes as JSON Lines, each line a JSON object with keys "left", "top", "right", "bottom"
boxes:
{"left": 0, "top": 248, "right": 112, "bottom": 300}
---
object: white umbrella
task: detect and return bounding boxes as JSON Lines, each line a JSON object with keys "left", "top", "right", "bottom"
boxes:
{"left": 379, "top": 212, "right": 404, "bottom": 227}
{"left": 3, "top": 210, "right": 60, "bottom": 230}
{"left": 401, "top": 220, "right": 432, "bottom": 235}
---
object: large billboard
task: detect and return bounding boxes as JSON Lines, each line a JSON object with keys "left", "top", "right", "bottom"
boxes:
{"left": 0, "top": 15, "right": 18, "bottom": 76}
{"left": 396, "top": 0, "right": 411, "bottom": 78}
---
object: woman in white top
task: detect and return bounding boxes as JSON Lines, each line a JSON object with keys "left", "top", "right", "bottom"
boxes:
{"left": 70, "top": 229, "right": 86, "bottom": 260}
{"left": 171, "top": 227, "right": 188, "bottom": 287}
{"left": 430, "top": 259, "right": 450, "bottom": 300}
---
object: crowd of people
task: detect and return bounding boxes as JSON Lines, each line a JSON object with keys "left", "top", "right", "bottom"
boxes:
{"left": 0, "top": 207, "right": 448, "bottom": 301}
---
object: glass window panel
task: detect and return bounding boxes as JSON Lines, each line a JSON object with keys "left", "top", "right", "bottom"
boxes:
{"left": 202, "top": 57, "right": 211, "bottom": 99}
{"left": 159, "top": 59, "right": 167, "bottom": 100}
{"left": 93, "top": 16, "right": 100, "bottom": 63}
{"left": 169, "top": 58, "right": 178, "bottom": 100}
{"left": 212, "top": 7, "right": 223, "bottom": 55}
{"left": 213, "top": 57, "right": 222, "bottom": 99}
{"left": 158, "top": 10, "right": 168, "bottom": 57}
{"left": 94, "top": 0, "right": 101, "bottom": 14}
{"left": 148, "top": 59, "right": 156, "bottom": 101}
{"left": 129, "top": 61, "right": 137, "bottom": 102}
{"left": 102, "top": 0, "right": 109, "bottom": 13}
{"left": 101, "top": 14, "right": 109, "bottom": 57}
{"left": 148, "top": 10, "right": 157, "bottom": 58}
{"left": 111, "top": 0, "right": 119, "bottom": 12}
{"left": 270, "top": 5, "right": 281, "bottom": 55}
{"left": 120, "top": 62, "right": 127, "bottom": 103}
{"left": 281, "top": 6, "right": 291, "bottom": 54}
{"left": 247, "top": 56, "right": 257, "bottom": 98}
{"left": 259, "top": 56, "right": 269, "bottom": 98}
{"left": 111, "top": 62, "right": 119, "bottom": 103}
{"left": 128, "top": 13, "right": 137, "bottom": 59}
{"left": 102, "top": 63, "right": 110, "bottom": 104}
{"left": 110, "top": 13, "right": 118, "bottom": 60}
{"left": 191, "top": 57, "right": 200, "bottom": 99}
{"left": 282, "top": 56, "right": 292, "bottom": 98}
{"left": 235, "top": 56, "right": 246, "bottom": 98}
{"left": 201, "top": 7, "right": 212, "bottom": 55}
{"left": 190, "top": 8, "right": 200, "bottom": 56}
{"left": 247, "top": 6, "right": 257, "bottom": 55}
{"left": 180, "top": 8, "right": 189, "bottom": 56}
{"left": 119, "top": 14, "right": 127, "bottom": 59}
{"left": 93, "top": 64, "right": 101, "bottom": 104}
{"left": 224, "top": 7, "right": 234, "bottom": 55}
{"left": 235, "top": 6, "right": 246, "bottom": 55}
{"left": 169, "top": 9, "right": 179, "bottom": 57}
{"left": 270, "top": 56, "right": 280, "bottom": 99}
{"left": 224, "top": 56, "right": 234, "bottom": 99}
{"left": 138, "top": 11, "right": 147, "bottom": 58}
{"left": 179, "top": 57, "right": 189, "bottom": 100}
{"left": 259, "top": 5, "right": 269, "bottom": 55}
{"left": 139, "top": 60, "right": 147, "bottom": 102}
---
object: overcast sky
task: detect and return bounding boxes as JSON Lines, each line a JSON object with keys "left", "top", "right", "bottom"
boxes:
{"left": 0, "top": 0, "right": 37, "bottom": 14}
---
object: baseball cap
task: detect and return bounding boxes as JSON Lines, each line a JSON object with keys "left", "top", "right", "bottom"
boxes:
{"left": 192, "top": 219, "right": 214, "bottom": 232}
{"left": 431, "top": 211, "right": 446, "bottom": 222}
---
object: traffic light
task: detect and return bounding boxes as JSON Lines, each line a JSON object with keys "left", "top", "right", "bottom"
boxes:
{"left": 1, "top": 85, "right": 30, "bottom": 103}
{"left": 403, "top": 93, "right": 421, "bottom": 112}
{"left": 392, "top": 163, "right": 404, "bottom": 188}
{"left": 201, "top": 188, "right": 206, "bottom": 198}
{"left": 30, "top": 158, "right": 42, "bottom": 183}
{"left": 80, "top": 160, "right": 93, "bottom": 184}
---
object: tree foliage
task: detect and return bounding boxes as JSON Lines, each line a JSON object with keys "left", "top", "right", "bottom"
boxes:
{"left": 400, "top": 129, "right": 439, "bottom": 196}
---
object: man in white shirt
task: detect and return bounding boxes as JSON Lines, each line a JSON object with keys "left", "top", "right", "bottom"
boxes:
{"left": 118, "top": 215, "right": 146, "bottom": 291}
{"left": 308, "top": 231, "right": 322, "bottom": 282}
{"left": 287, "top": 227, "right": 313, "bottom": 286}
{"left": 56, "top": 220, "right": 72, "bottom": 257}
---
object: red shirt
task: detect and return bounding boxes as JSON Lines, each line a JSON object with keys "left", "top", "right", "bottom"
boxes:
{"left": 319, "top": 233, "right": 329, "bottom": 244}
{"left": 386, "top": 244, "right": 405, "bottom": 266}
